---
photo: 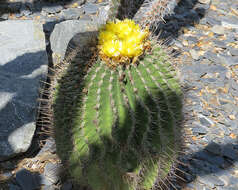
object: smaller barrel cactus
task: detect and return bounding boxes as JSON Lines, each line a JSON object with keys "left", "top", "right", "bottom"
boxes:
{"left": 52, "top": 19, "right": 183, "bottom": 190}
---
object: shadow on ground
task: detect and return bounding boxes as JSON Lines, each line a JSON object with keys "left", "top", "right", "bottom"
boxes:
{"left": 176, "top": 141, "right": 238, "bottom": 189}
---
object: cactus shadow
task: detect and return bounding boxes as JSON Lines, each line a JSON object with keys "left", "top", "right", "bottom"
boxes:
{"left": 175, "top": 140, "right": 238, "bottom": 189}
{"left": 53, "top": 32, "right": 185, "bottom": 189}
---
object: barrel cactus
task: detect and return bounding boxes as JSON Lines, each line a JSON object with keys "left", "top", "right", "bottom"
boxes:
{"left": 50, "top": 14, "right": 183, "bottom": 189}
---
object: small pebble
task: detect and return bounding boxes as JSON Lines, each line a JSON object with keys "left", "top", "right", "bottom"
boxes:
{"left": 42, "top": 5, "right": 63, "bottom": 14}
{"left": 189, "top": 49, "right": 200, "bottom": 60}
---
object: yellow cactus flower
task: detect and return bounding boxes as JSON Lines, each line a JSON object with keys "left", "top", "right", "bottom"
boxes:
{"left": 101, "top": 40, "right": 122, "bottom": 57}
{"left": 98, "top": 19, "right": 149, "bottom": 67}
{"left": 98, "top": 31, "right": 117, "bottom": 45}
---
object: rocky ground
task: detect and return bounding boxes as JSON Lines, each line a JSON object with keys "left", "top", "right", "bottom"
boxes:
{"left": 0, "top": 0, "right": 238, "bottom": 189}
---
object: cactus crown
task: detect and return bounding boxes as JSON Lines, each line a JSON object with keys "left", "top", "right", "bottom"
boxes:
{"left": 98, "top": 19, "right": 150, "bottom": 67}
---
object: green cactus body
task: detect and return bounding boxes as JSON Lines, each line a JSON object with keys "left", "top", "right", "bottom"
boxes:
{"left": 54, "top": 43, "right": 182, "bottom": 190}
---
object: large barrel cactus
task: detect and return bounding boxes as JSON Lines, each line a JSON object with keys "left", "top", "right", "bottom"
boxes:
{"left": 46, "top": 0, "right": 183, "bottom": 190}
{"left": 51, "top": 18, "right": 183, "bottom": 190}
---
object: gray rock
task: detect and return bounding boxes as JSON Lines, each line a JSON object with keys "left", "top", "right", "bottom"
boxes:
{"left": 202, "top": 110, "right": 210, "bottom": 116}
{"left": 0, "top": 20, "right": 48, "bottom": 161}
{"left": 186, "top": 36, "right": 198, "bottom": 44}
{"left": 200, "top": 78, "right": 217, "bottom": 84}
{"left": 181, "top": 63, "right": 210, "bottom": 80}
{"left": 192, "top": 124, "right": 208, "bottom": 135}
{"left": 205, "top": 16, "right": 221, "bottom": 26}
{"left": 211, "top": 25, "right": 225, "bottom": 35}
{"left": 83, "top": 3, "right": 99, "bottom": 14}
{"left": 230, "top": 88, "right": 238, "bottom": 97}
{"left": 213, "top": 40, "right": 227, "bottom": 48}
{"left": 197, "top": 175, "right": 224, "bottom": 188}
{"left": 219, "top": 54, "right": 238, "bottom": 66}
{"left": 217, "top": 186, "right": 238, "bottom": 190}
{"left": 44, "top": 163, "right": 63, "bottom": 184}
{"left": 42, "top": 5, "right": 63, "bottom": 14}
{"left": 229, "top": 48, "right": 238, "bottom": 56}
{"left": 203, "top": 51, "right": 220, "bottom": 63}
{"left": 0, "top": 13, "right": 9, "bottom": 20}
{"left": 210, "top": 127, "right": 223, "bottom": 136}
{"left": 223, "top": 136, "right": 234, "bottom": 144}
{"left": 189, "top": 49, "right": 200, "bottom": 60}
{"left": 222, "top": 17, "right": 238, "bottom": 29}
{"left": 50, "top": 19, "right": 107, "bottom": 64}
{"left": 59, "top": 8, "right": 85, "bottom": 20}
{"left": 16, "top": 169, "right": 40, "bottom": 190}
{"left": 224, "top": 33, "right": 237, "bottom": 43}
{"left": 198, "top": 114, "right": 214, "bottom": 127}
{"left": 217, "top": 123, "right": 230, "bottom": 136}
